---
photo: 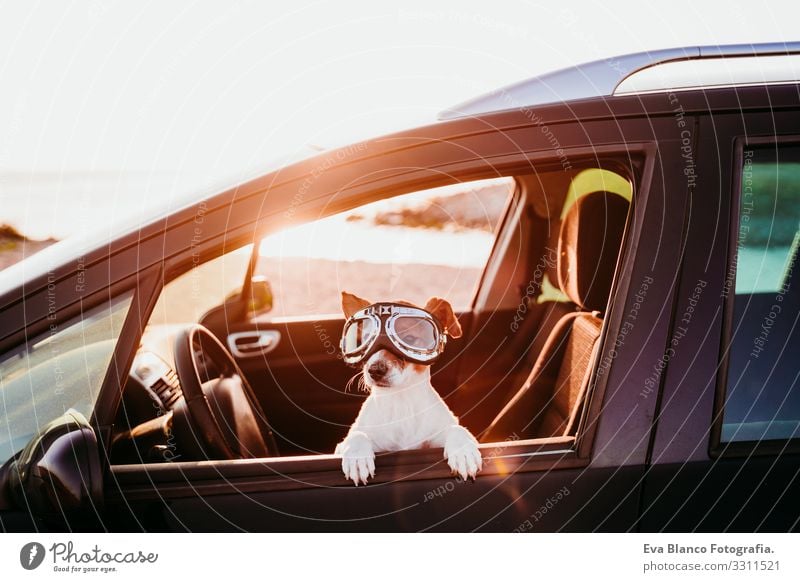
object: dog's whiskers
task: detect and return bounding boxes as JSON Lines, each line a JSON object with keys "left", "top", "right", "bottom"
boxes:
{"left": 345, "top": 371, "right": 365, "bottom": 393}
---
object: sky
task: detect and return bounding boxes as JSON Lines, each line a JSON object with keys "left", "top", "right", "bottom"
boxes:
{"left": 0, "top": 0, "right": 798, "bottom": 238}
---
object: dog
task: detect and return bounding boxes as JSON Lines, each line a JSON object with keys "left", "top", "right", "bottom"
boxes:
{"left": 334, "top": 291, "right": 482, "bottom": 485}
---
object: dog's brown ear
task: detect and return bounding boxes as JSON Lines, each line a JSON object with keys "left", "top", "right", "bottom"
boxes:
{"left": 341, "top": 291, "right": 371, "bottom": 318}
{"left": 424, "top": 297, "right": 462, "bottom": 339}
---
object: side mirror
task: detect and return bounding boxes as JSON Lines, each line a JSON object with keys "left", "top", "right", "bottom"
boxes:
{"left": 2, "top": 410, "right": 103, "bottom": 528}
{"left": 244, "top": 275, "right": 273, "bottom": 318}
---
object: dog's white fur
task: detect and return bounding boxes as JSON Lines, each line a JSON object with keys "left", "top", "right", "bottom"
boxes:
{"left": 334, "top": 292, "right": 482, "bottom": 485}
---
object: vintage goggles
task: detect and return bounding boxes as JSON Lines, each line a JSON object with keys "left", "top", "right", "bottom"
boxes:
{"left": 340, "top": 303, "right": 447, "bottom": 366}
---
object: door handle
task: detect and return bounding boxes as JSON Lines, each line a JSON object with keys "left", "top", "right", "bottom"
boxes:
{"left": 227, "top": 330, "right": 281, "bottom": 358}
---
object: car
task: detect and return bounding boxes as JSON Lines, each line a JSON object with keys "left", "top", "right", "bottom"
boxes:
{"left": 1, "top": 41, "right": 799, "bottom": 532}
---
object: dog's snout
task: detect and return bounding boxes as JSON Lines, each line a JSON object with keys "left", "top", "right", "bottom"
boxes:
{"left": 368, "top": 360, "right": 388, "bottom": 378}
{"left": 363, "top": 350, "right": 406, "bottom": 388}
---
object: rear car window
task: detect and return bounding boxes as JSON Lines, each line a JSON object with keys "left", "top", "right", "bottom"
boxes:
{"left": 721, "top": 144, "right": 800, "bottom": 443}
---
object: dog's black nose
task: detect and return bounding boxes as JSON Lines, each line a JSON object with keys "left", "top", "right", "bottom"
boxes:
{"left": 368, "top": 360, "right": 388, "bottom": 378}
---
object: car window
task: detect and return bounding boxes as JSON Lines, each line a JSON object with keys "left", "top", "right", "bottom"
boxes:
{"left": 150, "top": 244, "right": 253, "bottom": 325}
{"left": 256, "top": 177, "right": 515, "bottom": 318}
{"left": 721, "top": 144, "right": 800, "bottom": 443}
{"left": 0, "top": 291, "right": 133, "bottom": 464}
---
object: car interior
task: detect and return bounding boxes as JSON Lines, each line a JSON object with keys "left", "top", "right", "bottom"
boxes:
{"left": 482, "top": 189, "right": 630, "bottom": 442}
{"left": 108, "top": 163, "right": 634, "bottom": 468}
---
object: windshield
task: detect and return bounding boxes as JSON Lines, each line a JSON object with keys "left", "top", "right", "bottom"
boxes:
{"left": 0, "top": 292, "right": 132, "bottom": 464}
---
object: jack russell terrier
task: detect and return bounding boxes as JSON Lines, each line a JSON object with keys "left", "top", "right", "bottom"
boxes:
{"left": 334, "top": 291, "right": 482, "bottom": 485}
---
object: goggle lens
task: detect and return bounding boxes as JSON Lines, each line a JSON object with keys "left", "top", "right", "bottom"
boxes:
{"left": 342, "top": 317, "right": 378, "bottom": 354}
{"left": 392, "top": 316, "right": 438, "bottom": 351}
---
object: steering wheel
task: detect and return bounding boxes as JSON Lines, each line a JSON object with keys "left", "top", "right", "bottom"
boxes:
{"left": 172, "top": 324, "right": 278, "bottom": 460}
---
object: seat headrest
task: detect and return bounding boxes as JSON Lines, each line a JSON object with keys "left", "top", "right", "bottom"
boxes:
{"left": 557, "top": 191, "right": 629, "bottom": 312}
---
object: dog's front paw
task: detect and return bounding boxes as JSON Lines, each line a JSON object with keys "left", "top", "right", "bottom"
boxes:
{"left": 444, "top": 425, "right": 482, "bottom": 481}
{"left": 336, "top": 431, "right": 375, "bottom": 486}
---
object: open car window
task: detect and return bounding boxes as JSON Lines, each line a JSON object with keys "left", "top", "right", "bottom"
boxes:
{"left": 257, "top": 177, "right": 516, "bottom": 317}
{"left": 150, "top": 244, "right": 254, "bottom": 326}
{"left": 112, "top": 162, "right": 635, "bottom": 474}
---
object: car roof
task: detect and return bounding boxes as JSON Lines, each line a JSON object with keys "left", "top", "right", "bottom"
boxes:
{"left": 438, "top": 41, "right": 800, "bottom": 120}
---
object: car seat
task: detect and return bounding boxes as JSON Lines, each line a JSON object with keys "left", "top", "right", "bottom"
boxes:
{"left": 482, "top": 190, "right": 629, "bottom": 441}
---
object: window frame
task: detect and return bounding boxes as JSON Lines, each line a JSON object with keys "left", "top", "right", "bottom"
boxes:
{"left": 101, "top": 144, "right": 650, "bottom": 499}
{"left": 711, "top": 134, "right": 800, "bottom": 458}
{"left": 94, "top": 265, "right": 162, "bottom": 439}
{"left": 109, "top": 435, "right": 581, "bottom": 499}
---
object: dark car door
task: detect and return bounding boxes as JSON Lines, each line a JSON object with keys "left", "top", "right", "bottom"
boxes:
{"left": 200, "top": 301, "right": 369, "bottom": 455}
{"left": 639, "top": 88, "right": 800, "bottom": 532}
{"left": 104, "top": 94, "right": 698, "bottom": 532}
